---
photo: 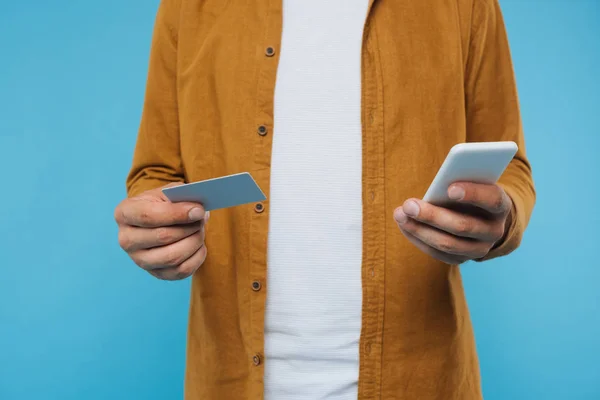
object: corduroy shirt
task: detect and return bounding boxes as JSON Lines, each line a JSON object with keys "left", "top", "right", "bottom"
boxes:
{"left": 126, "top": 0, "right": 536, "bottom": 398}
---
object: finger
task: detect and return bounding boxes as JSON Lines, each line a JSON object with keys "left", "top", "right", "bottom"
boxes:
{"left": 447, "top": 182, "right": 511, "bottom": 215}
{"left": 131, "top": 229, "right": 204, "bottom": 270}
{"left": 157, "top": 182, "right": 185, "bottom": 201}
{"left": 118, "top": 221, "right": 204, "bottom": 252}
{"left": 401, "top": 229, "right": 469, "bottom": 265}
{"left": 115, "top": 199, "right": 205, "bottom": 228}
{"left": 149, "top": 245, "right": 208, "bottom": 281}
{"left": 395, "top": 200, "right": 504, "bottom": 241}
{"left": 395, "top": 209, "right": 491, "bottom": 258}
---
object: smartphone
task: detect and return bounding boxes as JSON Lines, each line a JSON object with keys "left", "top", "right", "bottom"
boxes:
{"left": 422, "top": 141, "right": 518, "bottom": 206}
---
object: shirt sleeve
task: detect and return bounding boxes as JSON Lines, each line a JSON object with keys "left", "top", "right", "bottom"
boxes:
{"left": 464, "top": 0, "right": 536, "bottom": 261}
{"left": 126, "top": 0, "right": 184, "bottom": 198}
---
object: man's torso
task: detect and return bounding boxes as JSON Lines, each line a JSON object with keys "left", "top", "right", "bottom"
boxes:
{"left": 128, "top": 0, "right": 529, "bottom": 398}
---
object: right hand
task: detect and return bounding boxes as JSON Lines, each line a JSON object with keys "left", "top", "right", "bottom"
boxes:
{"left": 114, "top": 183, "right": 209, "bottom": 280}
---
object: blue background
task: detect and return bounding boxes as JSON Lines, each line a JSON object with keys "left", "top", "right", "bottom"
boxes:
{"left": 0, "top": 0, "right": 598, "bottom": 399}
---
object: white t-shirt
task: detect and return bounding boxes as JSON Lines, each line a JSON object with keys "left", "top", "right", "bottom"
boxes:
{"left": 265, "top": 0, "right": 370, "bottom": 398}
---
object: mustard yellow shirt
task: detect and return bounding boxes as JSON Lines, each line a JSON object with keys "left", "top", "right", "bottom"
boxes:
{"left": 126, "top": 0, "right": 536, "bottom": 398}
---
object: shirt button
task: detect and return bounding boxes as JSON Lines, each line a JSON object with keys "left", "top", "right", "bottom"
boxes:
{"left": 254, "top": 203, "right": 265, "bottom": 213}
{"left": 251, "top": 280, "right": 262, "bottom": 291}
{"left": 252, "top": 354, "right": 262, "bottom": 366}
{"left": 265, "top": 46, "right": 275, "bottom": 57}
{"left": 257, "top": 125, "right": 268, "bottom": 136}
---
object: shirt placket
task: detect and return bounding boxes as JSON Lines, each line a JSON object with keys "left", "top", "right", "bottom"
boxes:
{"left": 358, "top": 2, "right": 386, "bottom": 399}
{"left": 249, "top": 0, "right": 283, "bottom": 399}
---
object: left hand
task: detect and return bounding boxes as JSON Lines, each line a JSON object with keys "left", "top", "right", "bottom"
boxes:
{"left": 394, "top": 182, "right": 513, "bottom": 264}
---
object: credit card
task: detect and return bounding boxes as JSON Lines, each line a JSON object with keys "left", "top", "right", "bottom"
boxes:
{"left": 162, "top": 172, "right": 266, "bottom": 211}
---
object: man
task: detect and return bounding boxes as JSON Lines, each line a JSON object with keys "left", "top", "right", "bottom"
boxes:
{"left": 114, "top": 0, "right": 535, "bottom": 399}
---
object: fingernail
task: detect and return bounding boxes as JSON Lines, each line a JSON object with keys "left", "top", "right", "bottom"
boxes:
{"left": 188, "top": 208, "right": 204, "bottom": 221}
{"left": 448, "top": 185, "right": 465, "bottom": 200}
{"left": 394, "top": 209, "right": 408, "bottom": 224}
{"left": 404, "top": 200, "right": 420, "bottom": 217}
{"left": 204, "top": 211, "right": 210, "bottom": 222}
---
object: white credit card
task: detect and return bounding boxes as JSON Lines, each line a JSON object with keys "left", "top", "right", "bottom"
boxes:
{"left": 162, "top": 172, "right": 266, "bottom": 211}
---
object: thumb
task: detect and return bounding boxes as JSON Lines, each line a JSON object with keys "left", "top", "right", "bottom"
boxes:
{"left": 159, "top": 182, "right": 207, "bottom": 223}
